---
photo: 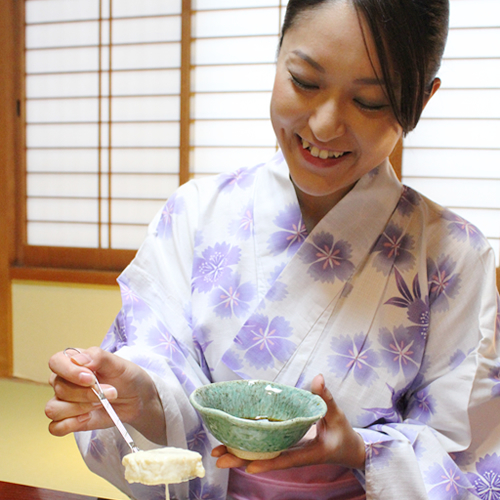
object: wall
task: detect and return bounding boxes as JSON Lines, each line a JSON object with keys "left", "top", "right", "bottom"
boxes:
{"left": 12, "top": 280, "right": 122, "bottom": 383}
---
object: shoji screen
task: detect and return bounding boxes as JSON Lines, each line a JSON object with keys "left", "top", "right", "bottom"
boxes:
{"left": 25, "top": 0, "right": 182, "bottom": 251}
{"left": 24, "top": 0, "right": 287, "bottom": 255}
{"left": 190, "top": 0, "right": 287, "bottom": 176}
{"left": 403, "top": 0, "right": 500, "bottom": 264}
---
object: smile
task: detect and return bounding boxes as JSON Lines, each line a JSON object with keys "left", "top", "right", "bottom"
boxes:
{"left": 301, "top": 138, "right": 347, "bottom": 159}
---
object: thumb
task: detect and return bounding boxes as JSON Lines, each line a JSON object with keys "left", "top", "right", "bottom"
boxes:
{"left": 311, "top": 374, "right": 339, "bottom": 428}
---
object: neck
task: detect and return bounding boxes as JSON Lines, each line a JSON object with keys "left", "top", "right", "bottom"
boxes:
{"left": 293, "top": 183, "right": 354, "bottom": 233}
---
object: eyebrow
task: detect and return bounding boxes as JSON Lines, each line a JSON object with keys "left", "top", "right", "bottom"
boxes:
{"left": 292, "top": 49, "right": 385, "bottom": 87}
{"left": 292, "top": 50, "right": 325, "bottom": 73}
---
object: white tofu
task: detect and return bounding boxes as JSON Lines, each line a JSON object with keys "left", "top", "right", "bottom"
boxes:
{"left": 122, "top": 447, "right": 205, "bottom": 486}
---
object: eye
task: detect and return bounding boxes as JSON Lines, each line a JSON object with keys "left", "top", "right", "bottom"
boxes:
{"left": 289, "top": 72, "right": 318, "bottom": 91}
{"left": 354, "top": 98, "right": 388, "bottom": 112}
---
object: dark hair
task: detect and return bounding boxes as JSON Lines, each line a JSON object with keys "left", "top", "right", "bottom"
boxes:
{"left": 279, "top": 0, "right": 449, "bottom": 134}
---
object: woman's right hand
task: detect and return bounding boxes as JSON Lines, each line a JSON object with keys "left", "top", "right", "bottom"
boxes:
{"left": 45, "top": 347, "right": 167, "bottom": 445}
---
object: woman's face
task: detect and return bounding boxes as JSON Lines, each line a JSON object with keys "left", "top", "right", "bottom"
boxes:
{"left": 271, "top": 0, "right": 403, "bottom": 206}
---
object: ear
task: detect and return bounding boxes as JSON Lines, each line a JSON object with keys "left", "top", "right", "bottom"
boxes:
{"left": 422, "top": 77, "right": 441, "bottom": 110}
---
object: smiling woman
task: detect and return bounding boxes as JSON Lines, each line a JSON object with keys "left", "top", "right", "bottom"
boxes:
{"left": 42, "top": 1, "right": 500, "bottom": 500}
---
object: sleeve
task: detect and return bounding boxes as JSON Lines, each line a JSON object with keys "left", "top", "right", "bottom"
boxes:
{"left": 354, "top": 236, "right": 500, "bottom": 499}
{"left": 75, "top": 180, "right": 229, "bottom": 500}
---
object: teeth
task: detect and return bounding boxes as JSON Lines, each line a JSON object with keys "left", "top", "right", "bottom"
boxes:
{"left": 301, "top": 138, "right": 345, "bottom": 159}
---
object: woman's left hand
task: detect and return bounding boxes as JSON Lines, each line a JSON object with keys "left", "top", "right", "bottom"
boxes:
{"left": 211, "top": 374, "right": 366, "bottom": 474}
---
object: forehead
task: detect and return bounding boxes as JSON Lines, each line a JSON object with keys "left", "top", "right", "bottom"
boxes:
{"left": 281, "top": 1, "right": 381, "bottom": 76}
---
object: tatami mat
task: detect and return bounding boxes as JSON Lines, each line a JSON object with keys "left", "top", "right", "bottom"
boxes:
{"left": 0, "top": 377, "right": 128, "bottom": 499}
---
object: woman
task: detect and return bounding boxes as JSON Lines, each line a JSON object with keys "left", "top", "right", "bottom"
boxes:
{"left": 45, "top": 1, "right": 500, "bottom": 499}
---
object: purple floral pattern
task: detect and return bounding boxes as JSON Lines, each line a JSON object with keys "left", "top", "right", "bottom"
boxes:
{"left": 442, "top": 210, "right": 486, "bottom": 250}
{"left": 300, "top": 231, "right": 355, "bottom": 283}
{"left": 489, "top": 365, "right": 500, "bottom": 398}
{"left": 146, "top": 320, "right": 186, "bottom": 367}
{"left": 427, "top": 255, "right": 461, "bottom": 311}
{"left": 229, "top": 203, "right": 254, "bottom": 240}
{"left": 217, "top": 166, "right": 259, "bottom": 193}
{"left": 378, "top": 325, "right": 424, "bottom": 379}
{"left": 267, "top": 204, "right": 307, "bottom": 257}
{"left": 467, "top": 453, "right": 500, "bottom": 499}
{"left": 398, "top": 185, "right": 421, "bottom": 217}
{"left": 407, "top": 385, "right": 436, "bottom": 423}
{"left": 190, "top": 478, "right": 226, "bottom": 500}
{"left": 187, "top": 421, "right": 211, "bottom": 457}
{"left": 328, "top": 333, "right": 380, "bottom": 385}
{"left": 209, "top": 273, "right": 256, "bottom": 319}
{"left": 371, "top": 224, "right": 416, "bottom": 275}
{"left": 156, "top": 192, "right": 185, "bottom": 239}
{"left": 192, "top": 242, "right": 241, "bottom": 293}
{"left": 385, "top": 269, "right": 430, "bottom": 339}
{"left": 425, "top": 456, "right": 473, "bottom": 499}
{"left": 228, "top": 313, "right": 296, "bottom": 370}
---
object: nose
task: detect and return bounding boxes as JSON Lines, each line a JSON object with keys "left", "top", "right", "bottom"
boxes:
{"left": 308, "top": 97, "right": 346, "bottom": 143}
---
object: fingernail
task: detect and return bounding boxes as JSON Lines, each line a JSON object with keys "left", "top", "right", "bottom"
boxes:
{"left": 71, "top": 352, "right": 92, "bottom": 367}
{"left": 78, "top": 413, "right": 91, "bottom": 423}
{"left": 79, "top": 372, "right": 95, "bottom": 384}
{"left": 103, "top": 387, "right": 118, "bottom": 400}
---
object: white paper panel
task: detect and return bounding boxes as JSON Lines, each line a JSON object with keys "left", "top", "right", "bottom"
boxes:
{"left": 27, "top": 98, "right": 99, "bottom": 123}
{"left": 111, "top": 199, "right": 164, "bottom": 224}
{"left": 111, "top": 174, "right": 178, "bottom": 199}
{"left": 28, "top": 198, "right": 98, "bottom": 223}
{"left": 193, "top": 64, "right": 276, "bottom": 92}
{"left": 193, "top": 36, "right": 279, "bottom": 65}
{"left": 191, "top": 147, "right": 276, "bottom": 174}
{"left": 112, "top": 0, "right": 181, "bottom": 18}
{"left": 445, "top": 28, "right": 500, "bottom": 59}
{"left": 26, "top": 21, "right": 99, "bottom": 49}
{"left": 111, "top": 43, "right": 180, "bottom": 71}
{"left": 111, "top": 96, "right": 180, "bottom": 121}
{"left": 27, "top": 149, "right": 99, "bottom": 173}
{"left": 27, "top": 222, "right": 99, "bottom": 247}
{"left": 111, "top": 224, "right": 148, "bottom": 250}
{"left": 439, "top": 59, "right": 500, "bottom": 88}
{"left": 26, "top": 0, "right": 99, "bottom": 24}
{"left": 194, "top": 0, "right": 283, "bottom": 8}
{"left": 193, "top": 8, "right": 280, "bottom": 38}
{"left": 112, "top": 16, "right": 180, "bottom": 44}
{"left": 192, "top": 120, "right": 275, "bottom": 147}
{"left": 111, "top": 122, "right": 179, "bottom": 147}
{"left": 422, "top": 89, "right": 500, "bottom": 119}
{"left": 405, "top": 119, "right": 500, "bottom": 149}
{"left": 403, "top": 149, "right": 500, "bottom": 179}
{"left": 450, "top": 0, "right": 500, "bottom": 28}
{"left": 26, "top": 47, "right": 99, "bottom": 74}
{"left": 27, "top": 124, "right": 98, "bottom": 148}
{"left": 26, "top": 73, "right": 99, "bottom": 98}
{"left": 111, "top": 149, "right": 180, "bottom": 173}
{"left": 402, "top": 177, "right": 500, "bottom": 209}
{"left": 192, "top": 92, "right": 271, "bottom": 119}
{"left": 111, "top": 69, "right": 181, "bottom": 96}
{"left": 27, "top": 173, "right": 98, "bottom": 198}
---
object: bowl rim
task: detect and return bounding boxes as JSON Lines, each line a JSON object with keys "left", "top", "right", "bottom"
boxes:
{"left": 189, "top": 379, "right": 327, "bottom": 427}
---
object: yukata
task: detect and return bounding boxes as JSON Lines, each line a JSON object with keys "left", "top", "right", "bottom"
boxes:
{"left": 76, "top": 151, "right": 500, "bottom": 500}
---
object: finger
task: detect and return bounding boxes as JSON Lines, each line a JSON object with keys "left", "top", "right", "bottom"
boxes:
{"left": 48, "top": 350, "right": 96, "bottom": 388}
{"left": 245, "top": 441, "right": 321, "bottom": 474}
{"left": 215, "top": 454, "right": 249, "bottom": 469}
{"left": 211, "top": 445, "right": 228, "bottom": 458}
{"left": 45, "top": 396, "right": 101, "bottom": 422}
{"left": 47, "top": 408, "right": 114, "bottom": 437}
{"left": 311, "top": 373, "right": 342, "bottom": 429}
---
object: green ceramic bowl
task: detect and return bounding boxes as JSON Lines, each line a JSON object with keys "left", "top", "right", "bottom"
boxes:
{"left": 189, "top": 380, "right": 327, "bottom": 460}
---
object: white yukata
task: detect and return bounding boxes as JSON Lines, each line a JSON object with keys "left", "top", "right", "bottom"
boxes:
{"left": 76, "top": 151, "right": 500, "bottom": 500}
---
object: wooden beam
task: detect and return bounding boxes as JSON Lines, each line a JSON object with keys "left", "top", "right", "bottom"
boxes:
{"left": 179, "top": 0, "right": 192, "bottom": 185}
{"left": 0, "top": 0, "right": 21, "bottom": 377}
